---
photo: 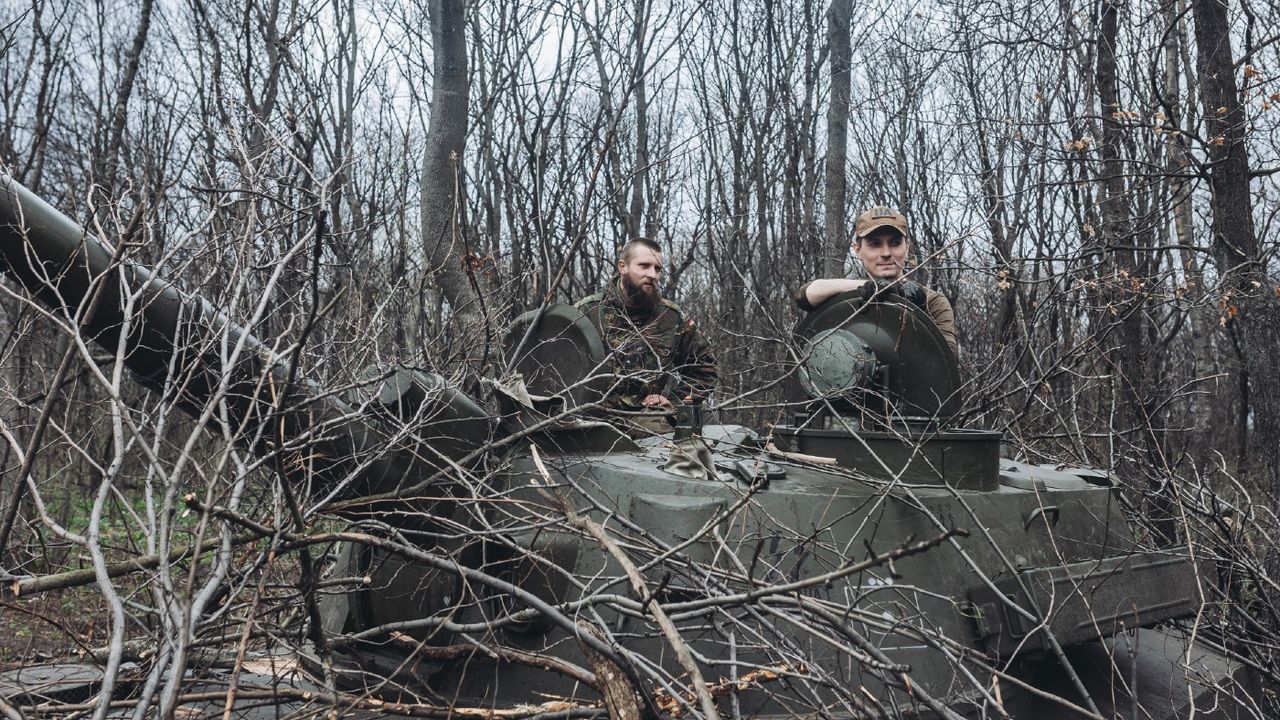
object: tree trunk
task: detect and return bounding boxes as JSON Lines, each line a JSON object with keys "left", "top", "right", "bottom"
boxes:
{"left": 94, "top": 0, "right": 154, "bottom": 190}
{"left": 823, "top": 0, "right": 851, "bottom": 276}
{"left": 1096, "top": 0, "right": 1161, "bottom": 498}
{"left": 1191, "top": 0, "right": 1280, "bottom": 497}
{"left": 421, "top": 0, "right": 485, "bottom": 362}
{"left": 1161, "top": 0, "right": 1219, "bottom": 444}
{"left": 628, "top": 0, "right": 651, "bottom": 240}
{"left": 959, "top": 32, "right": 1017, "bottom": 346}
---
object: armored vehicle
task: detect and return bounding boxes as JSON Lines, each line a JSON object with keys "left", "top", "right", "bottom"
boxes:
{"left": 0, "top": 174, "right": 1256, "bottom": 718}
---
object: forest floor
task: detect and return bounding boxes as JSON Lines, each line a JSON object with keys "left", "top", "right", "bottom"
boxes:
{"left": 0, "top": 589, "right": 107, "bottom": 670}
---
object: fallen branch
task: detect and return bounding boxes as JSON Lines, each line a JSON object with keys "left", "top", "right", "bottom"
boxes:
{"left": 764, "top": 442, "right": 837, "bottom": 465}
{"left": 388, "top": 632, "right": 599, "bottom": 689}
{"left": 653, "top": 663, "right": 808, "bottom": 718}
{"left": 17, "top": 686, "right": 606, "bottom": 718}
{"left": 2, "top": 531, "right": 263, "bottom": 599}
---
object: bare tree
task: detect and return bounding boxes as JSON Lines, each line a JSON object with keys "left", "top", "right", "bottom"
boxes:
{"left": 823, "top": 0, "right": 852, "bottom": 277}
{"left": 422, "top": 0, "right": 490, "bottom": 377}
{"left": 1191, "top": 0, "right": 1280, "bottom": 498}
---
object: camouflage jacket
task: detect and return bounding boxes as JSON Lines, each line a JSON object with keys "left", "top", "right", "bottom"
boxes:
{"left": 576, "top": 284, "right": 718, "bottom": 410}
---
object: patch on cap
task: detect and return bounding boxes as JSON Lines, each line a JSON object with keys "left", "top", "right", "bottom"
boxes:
{"left": 854, "top": 206, "right": 909, "bottom": 239}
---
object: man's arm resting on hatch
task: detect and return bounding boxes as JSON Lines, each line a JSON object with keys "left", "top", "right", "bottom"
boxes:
{"left": 794, "top": 278, "right": 869, "bottom": 311}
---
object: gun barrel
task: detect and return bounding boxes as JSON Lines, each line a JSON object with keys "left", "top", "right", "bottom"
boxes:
{"left": 0, "top": 174, "right": 490, "bottom": 498}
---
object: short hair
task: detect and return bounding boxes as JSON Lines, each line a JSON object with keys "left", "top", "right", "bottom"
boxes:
{"left": 618, "top": 237, "right": 663, "bottom": 263}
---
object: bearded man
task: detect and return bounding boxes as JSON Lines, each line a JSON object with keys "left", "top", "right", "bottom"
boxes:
{"left": 575, "top": 237, "right": 717, "bottom": 432}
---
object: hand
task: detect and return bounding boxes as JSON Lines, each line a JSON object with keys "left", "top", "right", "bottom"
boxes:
{"left": 861, "top": 278, "right": 926, "bottom": 310}
{"left": 642, "top": 394, "right": 673, "bottom": 410}
{"left": 859, "top": 278, "right": 889, "bottom": 301}
{"left": 895, "top": 279, "right": 928, "bottom": 309}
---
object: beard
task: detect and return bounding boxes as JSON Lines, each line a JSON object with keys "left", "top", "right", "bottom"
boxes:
{"left": 621, "top": 275, "right": 661, "bottom": 313}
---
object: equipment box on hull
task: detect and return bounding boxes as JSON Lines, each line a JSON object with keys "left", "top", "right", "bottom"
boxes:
{"left": 773, "top": 425, "right": 1002, "bottom": 490}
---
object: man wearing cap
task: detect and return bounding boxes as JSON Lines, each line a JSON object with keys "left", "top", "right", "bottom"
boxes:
{"left": 795, "top": 207, "right": 958, "bottom": 356}
{"left": 576, "top": 237, "right": 718, "bottom": 433}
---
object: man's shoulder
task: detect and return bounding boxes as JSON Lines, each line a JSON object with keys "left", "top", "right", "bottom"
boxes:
{"left": 574, "top": 291, "right": 606, "bottom": 309}
{"left": 659, "top": 298, "right": 700, "bottom": 330}
{"left": 922, "top": 285, "right": 951, "bottom": 306}
{"left": 659, "top": 299, "right": 709, "bottom": 340}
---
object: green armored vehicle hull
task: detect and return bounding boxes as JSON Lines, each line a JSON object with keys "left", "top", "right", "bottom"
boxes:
{"left": 333, "top": 415, "right": 1230, "bottom": 718}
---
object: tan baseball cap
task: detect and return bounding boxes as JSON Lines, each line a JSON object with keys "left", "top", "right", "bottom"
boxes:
{"left": 854, "top": 207, "right": 909, "bottom": 239}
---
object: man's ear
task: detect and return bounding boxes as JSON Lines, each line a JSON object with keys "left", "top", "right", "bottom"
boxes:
{"left": 617, "top": 258, "right": 627, "bottom": 275}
